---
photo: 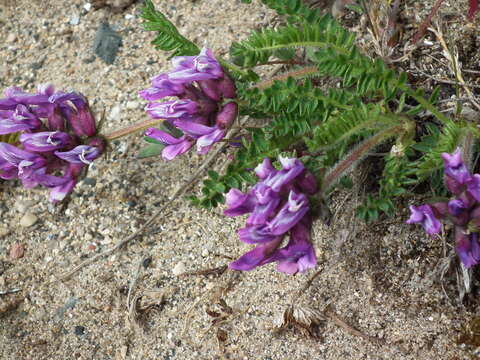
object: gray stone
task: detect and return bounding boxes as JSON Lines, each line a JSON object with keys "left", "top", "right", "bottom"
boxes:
{"left": 93, "top": 22, "right": 122, "bottom": 65}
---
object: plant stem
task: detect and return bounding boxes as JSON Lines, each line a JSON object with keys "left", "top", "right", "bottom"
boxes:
{"left": 254, "top": 65, "right": 318, "bottom": 90}
{"left": 103, "top": 118, "right": 165, "bottom": 141}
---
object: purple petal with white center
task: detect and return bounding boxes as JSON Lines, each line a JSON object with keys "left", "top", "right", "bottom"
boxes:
{"left": 229, "top": 237, "right": 283, "bottom": 271}
{"left": 49, "top": 178, "right": 77, "bottom": 202}
{"left": 145, "top": 128, "right": 184, "bottom": 145}
{"left": 145, "top": 100, "right": 198, "bottom": 119}
{"left": 405, "top": 204, "right": 441, "bottom": 235}
{"left": 173, "top": 120, "right": 214, "bottom": 137}
{"left": 264, "top": 159, "right": 304, "bottom": 192}
{"left": 268, "top": 191, "right": 309, "bottom": 235}
{"left": 20, "top": 131, "right": 72, "bottom": 152}
{"left": 196, "top": 127, "right": 225, "bottom": 154}
{"left": 238, "top": 224, "right": 277, "bottom": 244}
{"left": 224, "top": 188, "right": 256, "bottom": 217}
{"left": 0, "top": 105, "right": 42, "bottom": 134}
{"left": 246, "top": 184, "right": 281, "bottom": 225}
{"left": 0, "top": 142, "right": 44, "bottom": 167}
{"left": 254, "top": 158, "right": 276, "bottom": 180}
{"left": 162, "top": 140, "right": 194, "bottom": 161}
{"left": 36, "top": 83, "right": 55, "bottom": 96}
{"left": 168, "top": 47, "right": 223, "bottom": 83}
{"left": 441, "top": 149, "right": 472, "bottom": 185}
{"left": 55, "top": 145, "right": 101, "bottom": 165}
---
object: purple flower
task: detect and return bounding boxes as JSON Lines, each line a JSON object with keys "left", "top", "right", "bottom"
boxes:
{"left": 20, "top": 131, "right": 72, "bottom": 152}
{"left": 238, "top": 224, "right": 278, "bottom": 244}
{"left": 224, "top": 188, "right": 256, "bottom": 216}
{"left": 467, "top": 174, "right": 480, "bottom": 202}
{"left": 145, "top": 100, "right": 198, "bottom": 120}
{"left": 406, "top": 204, "right": 441, "bottom": 235}
{"left": 55, "top": 145, "right": 101, "bottom": 164}
{"left": 273, "top": 219, "right": 317, "bottom": 274}
{"left": 254, "top": 158, "right": 276, "bottom": 180}
{"left": 0, "top": 105, "right": 42, "bottom": 134}
{"left": 197, "top": 79, "right": 222, "bottom": 102}
{"left": 173, "top": 120, "right": 225, "bottom": 154}
{"left": 246, "top": 184, "right": 281, "bottom": 225}
{"left": 0, "top": 142, "right": 46, "bottom": 179}
{"left": 441, "top": 149, "right": 472, "bottom": 185}
{"left": 215, "top": 102, "right": 237, "bottom": 129}
{"left": 264, "top": 156, "right": 305, "bottom": 192}
{"left": 67, "top": 94, "right": 97, "bottom": 137}
{"left": 217, "top": 75, "right": 237, "bottom": 99}
{"left": 144, "top": 128, "right": 193, "bottom": 161}
{"left": 448, "top": 199, "right": 468, "bottom": 217}
{"left": 268, "top": 191, "right": 309, "bottom": 235}
{"left": 229, "top": 237, "right": 283, "bottom": 271}
{"left": 139, "top": 74, "right": 186, "bottom": 101}
{"left": 455, "top": 230, "right": 480, "bottom": 268}
{"left": 168, "top": 47, "right": 224, "bottom": 83}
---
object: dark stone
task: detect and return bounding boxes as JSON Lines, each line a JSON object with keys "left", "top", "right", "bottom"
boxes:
{"left": 30, "top": 57, "right": 45, "bottom": 70}
{"left": 93, "top": 22, "right": 122, "bottom": 65}
{"left": 82, "top": 55, "right": 96, "bottom": 64}
{"left": 83, "top": 177, "right": 97, "bottom": 187}
{"left": 74, "top": 325, "right": 85, "bottom": 336}
{"left": 142, "top": 256, "right": 152, "bottom": 269}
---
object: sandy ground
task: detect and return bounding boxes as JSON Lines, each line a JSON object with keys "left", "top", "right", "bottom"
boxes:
{"left": 0, "top": 0, "right": 478, "bottom": 359}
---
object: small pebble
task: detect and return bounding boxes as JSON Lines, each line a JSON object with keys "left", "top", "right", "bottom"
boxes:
{"left": 201, "top": 249, "right": 209, "bottom": 257}
{"left": 20, "top": 213, "right": 38, "bottom": 227}
{"left": 9, "top": 243, "right": 25, "bottom": 259}
{"left": 172, "top": 262, "right": 186, "bottom": 276}
{"left": 15, "top": 200, "right": 33, "bottom": 214}
{"left": 125, "top": 100, "right": 139, "bottom": 110}
{"left": 108, "top": 105, "right": 122, "bottom": 121}
{"left": 74, "top": 325, "right": 85, "bottom": 336}
{"left": 69, "top": 14, "right": 80, "bottom": 26}
{"left": 142, "top": 256, "right": 152, "bottom": 269}
{"left": 6, "top": 33, "right": 17, "bottom": 43}
{"left": 83, "top": 2, "right": 92, "bottom": 12}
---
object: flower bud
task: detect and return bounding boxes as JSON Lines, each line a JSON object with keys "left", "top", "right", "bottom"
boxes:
{"left": 217, "top": 74, "right": 236, "bottom": 99}
{"left": 69, "top": 95, "right": 97, "bottom": 137}
{"left": 215, "top": 102, "right": 237, "bottom": 128}
{"left": 197, "top": 79, "right": 222, "bottom": 102}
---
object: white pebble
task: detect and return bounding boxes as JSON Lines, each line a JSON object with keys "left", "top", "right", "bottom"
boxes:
{"left": 125, "top": 100, "right": 139, "bottom": 110}
{"left": 108, "top": 105, "right": 122, "bottom": 122}
{"left": 83, "top": 2, "right": 92, "bottom": 12}
{"left": 20, "top": 213, "right": 38, "bottom": 227}
{"left": 201, "top": 249, "right": 209, "bottom": 257}
{"left": 172, "top": 262, "right": 186, "bottom": 276}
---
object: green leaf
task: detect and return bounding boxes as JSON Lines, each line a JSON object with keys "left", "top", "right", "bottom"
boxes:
{"left": 141, "top": 0, "right": 199, "bottom": 57}
{"left": 138, "top": 143, "right": 165, "bottom": 158}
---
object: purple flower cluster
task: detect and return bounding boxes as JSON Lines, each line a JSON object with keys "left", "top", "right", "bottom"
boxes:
{"left": 224, "top": 157, "right": 318, "bottom": 274}
{"left": 407, "top": 148, "right": 480, "bottom": 268}
{"left": 0, "top": 84, "right": 104, "bottom": 202}
{"left": 140, "top": 47, "right": 237, "bottom": 160}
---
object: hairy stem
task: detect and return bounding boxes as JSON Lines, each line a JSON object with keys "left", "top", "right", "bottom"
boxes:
{"left": 103, "top": 118, "right": 165, "bottom": 141}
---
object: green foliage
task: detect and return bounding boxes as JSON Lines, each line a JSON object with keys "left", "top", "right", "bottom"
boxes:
{"left": 230, "top": 21, "right": 354, "bottom": 68}
{"left": 146, "top": 1, "right": 478, "bottom": 222}
{"left": 141, "top": 0, "right": 199, "bottom": 57}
